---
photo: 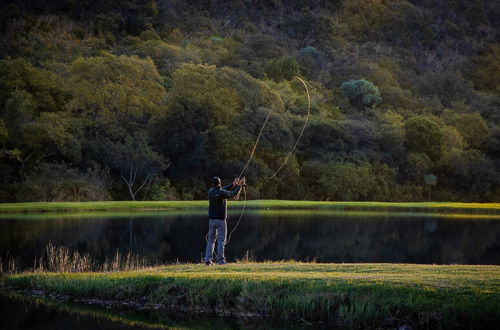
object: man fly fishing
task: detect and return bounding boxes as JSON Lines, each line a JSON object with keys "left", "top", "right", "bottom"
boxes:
{"left": 204, "top": 176, "right": 246, "bottom": 265}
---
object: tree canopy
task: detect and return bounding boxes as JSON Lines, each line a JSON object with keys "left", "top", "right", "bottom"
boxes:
{"left": 0, "top": 0, "right": 499, "bottom": 202}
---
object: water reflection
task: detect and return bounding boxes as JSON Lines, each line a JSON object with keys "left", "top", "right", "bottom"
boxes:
{"left": 0, "top": 289, "right": 292, "bottom": 330}
{"left": 0, "top": 210, "right": 499, "bottom": 268}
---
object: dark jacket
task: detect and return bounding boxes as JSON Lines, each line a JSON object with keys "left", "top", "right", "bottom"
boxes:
{"left": 208, "top": 183, "right": 241, "bottom": 220}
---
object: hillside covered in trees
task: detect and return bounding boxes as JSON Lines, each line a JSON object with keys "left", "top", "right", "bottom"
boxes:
{"left": 0, "top": 0, "right": 499, "bottom": 202}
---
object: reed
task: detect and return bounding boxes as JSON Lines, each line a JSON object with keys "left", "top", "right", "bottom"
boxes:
{"left": 1, "top": 242, "right": 150, "bottom": 274}
{"left": 0, "top": 254, "right": 17, "bottom": 275}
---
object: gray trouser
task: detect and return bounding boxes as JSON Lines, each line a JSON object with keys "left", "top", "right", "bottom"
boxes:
{"left": 205, "top": 219, "right": 226, "bottom": 264}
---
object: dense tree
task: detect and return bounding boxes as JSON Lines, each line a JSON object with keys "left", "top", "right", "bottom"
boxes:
{"left": 67, "top": 52, "right": 165, "bottom": 131}
{"left": 403, "top": 152, "right": 433, "bottom": 184}
{"left": 309, "top": 161, "right": 396, "bottom": 201}
{"left": 0, "top": 58, "right": 67, "bottom": 116}
{"left": 442, "top": 111, "right": 489, "bottom": 149}
{"left": 448, "top": 150, "right": 499, "bottom": 196}
{"left": 403, "top": 117, "right": 444, "bottom": 161}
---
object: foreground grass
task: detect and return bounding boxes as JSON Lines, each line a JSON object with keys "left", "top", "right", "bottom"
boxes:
{"left": 3, "top": 263, "right": 499, "bottom": 328}
{"left": 1, "top": 200, "right": 500, "bottom": 214}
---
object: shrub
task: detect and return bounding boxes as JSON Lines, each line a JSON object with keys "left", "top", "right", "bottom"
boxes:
{"left": 469, "top": 44, "right": 500, "bottom": 92}
{"left": 403, "top": 152, "right": 433, "bottom": 184}
{"left": 149, "top": 178, "right": 179, "bottom": 201}
{"left": 442, "top": 111, "right": 489, "bottom": 149}
{"left": 16, "top": 163, "right": 112, "bottom": 202}
{"left": 403, "top": 117, "right": 444, "bottom": 161}
{"left": 309, "top": 161, "right": 396, "bottom": 201}
{"left": 340, "top": 79, "right": 382, "bottom": 109}
{"left": 265, "top": 56, "right": 300, "bottom": 82}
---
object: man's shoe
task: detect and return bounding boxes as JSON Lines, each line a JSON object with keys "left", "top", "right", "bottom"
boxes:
{"left": 217, "top": 261, "right": 227, "bottom": 265}
{"left": 205, "top": 261, "right": 213, "bottom": 266}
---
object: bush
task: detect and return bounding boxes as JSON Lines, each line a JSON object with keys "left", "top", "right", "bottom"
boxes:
{"left": 16, "top": 163, "right": 112, "bottom": 202}
{"left": 403, "top": 152, "right": 433, "bottom": 184}
{"left": 306, "top": 161, "right": 397, "bottom": 201}
{"left": 149, "top": 178, "right": 179, "bottom": 201}
{"left": 403, "top": 117, "right": 444, "bottom": 161}
{"left": 442, "top": 111, "right": 489, "bottom": 149}
{"left": 469, "top": 44, "right": 500, "bottom": 92}
{"left": 265, "top": 56, "right": 300, "bottom": 82}
{"left": 447, "top": 150, "right": 499, "bottom": 194}
{"left": 340, "top": 79, "right": 382, "bottom": 109}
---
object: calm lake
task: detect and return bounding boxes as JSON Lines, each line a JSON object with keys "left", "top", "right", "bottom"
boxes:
{"left": 1, "top": 209, "right": 499, "bottom": 329}
{"left": 1, "top": 210, "right": 499, "bottom": 268}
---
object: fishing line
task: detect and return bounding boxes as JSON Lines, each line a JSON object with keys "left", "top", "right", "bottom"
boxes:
{"left": 224, "top": 185, "right": 246, "bottom": 245}
{"left": 224, "top": 76, "right": 311, "bottom": 246}
{"left": 238, "top": 106, "right": 274, "bottom": 179}
{"left": 239, "top": 76, "right": 311, "bottom": 180}
{"left": 269, "top": 76, "right": 311, "bottom": 179}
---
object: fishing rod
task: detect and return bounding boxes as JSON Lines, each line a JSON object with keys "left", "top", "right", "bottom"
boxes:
{"left": 225, "top": 76, "right": 311, "bottom": 245}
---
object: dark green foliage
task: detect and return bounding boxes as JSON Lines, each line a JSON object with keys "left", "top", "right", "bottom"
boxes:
{"left": 296, "top": 46, "right": 327, "bottom": 81}
{"left": 403, "top": 117, "right": 444, "bottom": 161}
{"left": 0, "top": 119, "right": 8, "bottom": 145}
{"left": 240, "top": 35, "right": 285, "bottom": 60}
{"left": 0, "top": 0, "right": 499, "bottom": 202}
{"left": 340, "top": 79, "right": 382, "bottom": 110}
{"left": 16, "top": 163, "right": 112, "bottom": 202}
{"left": 303, "top": 161, "right": 396, "bottom": 201}
{"left": 416, "top": 71, "right": 473, "bottom": 108}
{"left": 0, "top": 58, "right": 67, "bottom": 115}
{"left": 446, "top": 150, "right": 498, "bottom": 195}
{"left": 468, "top": 45, "right": 500, "bottom": 92}
{"left": 442, "top": 111, "right": 490, "bottom": 149}
{"left": 265, "top": 56, "right": 300, "bottom": 82}
{"left": 403, "top": 152, "right": 433, "bottom": 184}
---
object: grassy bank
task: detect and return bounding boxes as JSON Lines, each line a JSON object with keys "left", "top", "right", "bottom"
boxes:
{"left": 3, "top": 263, "right": 499, "bottom": 328}
{"left": 1, "top": 200, "right": 500, "bottom": 214}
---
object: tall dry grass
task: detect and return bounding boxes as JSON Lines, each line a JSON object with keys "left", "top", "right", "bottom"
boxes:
{"left": 0, "top": 256, "right": 17, "bottom": 275}
{"left": 1, "top": 242, "right": 150, "bottom": 275}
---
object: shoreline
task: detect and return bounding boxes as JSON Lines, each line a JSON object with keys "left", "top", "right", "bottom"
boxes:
{"left": 1, "top": 200, "right": 500, "bottom": 214}
{"left": 2, "top": 262, "right": 499, "bottom": 328}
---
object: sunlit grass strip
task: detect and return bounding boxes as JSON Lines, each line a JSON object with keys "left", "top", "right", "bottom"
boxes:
{"left": 3, "top": 263, "right": 499, "bottom": 327}
{"left": 0, "top": 201, "right": 208, "bottom": 213}
{"left": 0, "top": 210, "right": 207, "bottom": 220}
{"left": 245, "top": 200, "right": 500, "bottom": 212}
{"left": 1, "top": 200, "right": 500, "bottom": 214}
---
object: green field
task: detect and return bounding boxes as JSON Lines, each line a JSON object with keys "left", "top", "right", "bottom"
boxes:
{"left": 3, "top": 263, "right": 499, "bottom": 328}
{"left": 1, "top": 200, "right": 500, "bottom": 214}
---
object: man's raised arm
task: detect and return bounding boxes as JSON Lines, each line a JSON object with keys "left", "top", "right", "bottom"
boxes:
{"left": 220, "top": 178, "right": 242, "bottom": 198}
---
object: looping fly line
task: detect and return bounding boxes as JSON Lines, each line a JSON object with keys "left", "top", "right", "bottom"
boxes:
{"left": 238, "top": 76, "right": 311, "bottom": 179}
{"left": 225, "top": 76, "right": 311, "bottom": 246}
{"left": 269, "top": 76, "right": 311, "bottom": 179}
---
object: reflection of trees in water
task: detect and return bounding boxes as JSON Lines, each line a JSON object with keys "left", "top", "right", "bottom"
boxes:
{"left": 227, "top": 214, "right": 500, "bottom": 264}
{"left": 0, "top": 215, "right": 208, "bottom": 268}
{"left": 0, "top": 214, "right": 499, "bottom": 268}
